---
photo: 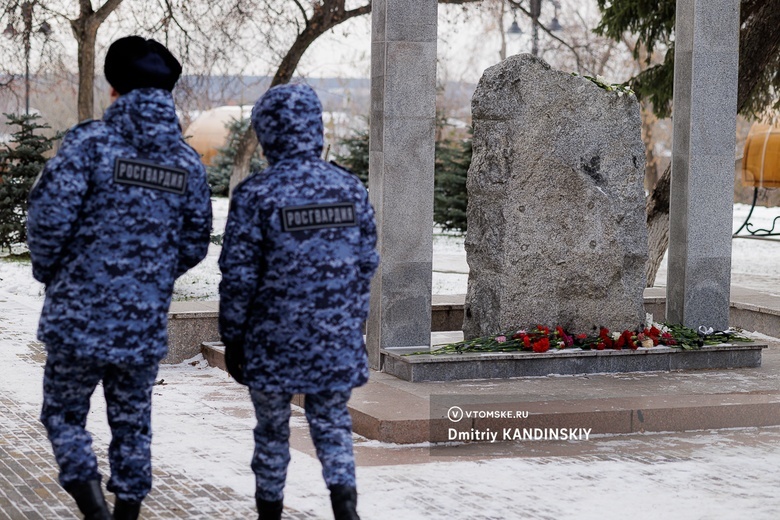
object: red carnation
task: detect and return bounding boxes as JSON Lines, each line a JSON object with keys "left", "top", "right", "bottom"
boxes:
{"left": 533, "top": 337, "right": 550, "bottom": 353}
{"left": 621, "top": 330, "right": 638, "bottom": 350}
{"left": 660, "top": 331, "right": 676, "bottom": 346}
{"left": 599, "top": 328, "right": 614, "bottom": 349}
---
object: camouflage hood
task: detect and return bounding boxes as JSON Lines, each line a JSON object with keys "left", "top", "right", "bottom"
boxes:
{"left": 103, "top": 88, "right": 181, "bottom": 154}
{"left": 251, "top": 84, "right": 324, "bottom": 165}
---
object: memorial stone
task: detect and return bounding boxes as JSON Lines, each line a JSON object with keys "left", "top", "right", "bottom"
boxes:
{"left": 463, "top": 54, "right": 648, "bottom": 339}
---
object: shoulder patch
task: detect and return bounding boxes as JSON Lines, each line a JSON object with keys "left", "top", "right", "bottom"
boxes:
{"left": 281, "top": 202, "right": 357, "bottom": 232}
{"left": 114, "top": 157, "right": 189, "bottom": 194}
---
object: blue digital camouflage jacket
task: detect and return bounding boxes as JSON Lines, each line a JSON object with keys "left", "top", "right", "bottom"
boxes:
{"left": 27, "top": 88, "right": 212, "bottom": 364}
{"left": 218, "top": 84, "right": 379, "bottom": 394}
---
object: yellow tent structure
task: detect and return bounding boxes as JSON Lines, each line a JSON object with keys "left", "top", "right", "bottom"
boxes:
{"left": 742, "top": 123, "right": 780, "bottom": 189}
{"left": 184, "top": 106, "right": 252, "bottom": 166}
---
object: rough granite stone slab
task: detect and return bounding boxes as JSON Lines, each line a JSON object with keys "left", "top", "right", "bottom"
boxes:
{"left": 463, "top": 54, "right": 648, "bottom": 339}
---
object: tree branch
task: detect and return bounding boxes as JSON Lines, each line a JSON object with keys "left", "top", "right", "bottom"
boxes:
{"left": 93, "top": 0, "right": 124, "bottom": 25}
{"left": 78, "top": 0, "right": 93, "bottom": 15}
{"left": 505, "top": 0, "right": 582, "bottom": 71}
{"left": 162, "top": 0, "right": 188, "bottom": 35}
{"left": 292, "top": 0, "right": 309, "bottom": 25}
{"left": 344, "top": 4, "right": 372, "bottom": 20}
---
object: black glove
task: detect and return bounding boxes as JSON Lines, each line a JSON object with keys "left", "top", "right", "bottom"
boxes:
{"left": 223, "top": 342, "right": 247, "bottom": 385}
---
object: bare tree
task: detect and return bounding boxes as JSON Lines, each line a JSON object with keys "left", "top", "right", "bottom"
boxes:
{"left": 3, "top": 0, "right": 274, "bottom": 123}
{"left": 229, "top": 0, "right": 370, "bottom": 192}
{"left": 229, "top": 0, "right": 506, "bottom": 192}
{"left": 2, "top": 1, "right": 125, "bottom": 121}
{"left": 69, "top": 0, "right": 123, "bottom": 121}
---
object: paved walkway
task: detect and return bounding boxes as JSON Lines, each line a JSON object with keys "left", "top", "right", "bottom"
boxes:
{"left": 5, "top": 283, "right": 780, "bottom": 519}
{"left": 0, "top": 393, "right": 265, "bottom": 520}
{"left": 0, "top": 292, "right": 294, "bottom": 520}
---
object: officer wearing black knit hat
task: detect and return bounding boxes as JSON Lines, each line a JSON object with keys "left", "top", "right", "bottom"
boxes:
{"left": 104, "top": 36, "right": 182, "bottom": 96}
{"left": 30, "top": 36, "right": 211, "bottom": 520}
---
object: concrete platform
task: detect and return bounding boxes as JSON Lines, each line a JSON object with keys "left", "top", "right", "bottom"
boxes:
{"left": 168, "top": 295, "right": 463, "bottom": 364}
{"left": 197, "top": 283, "right": 780, "bottom": 444}
{"left": 381, "top": 342, "right": 767, "bottom": 382}
{"left": 202, "top": 335, "right": 780, "bottom": 445}
{"left": 168, "top": 285, "right": 780, "bottom": 363}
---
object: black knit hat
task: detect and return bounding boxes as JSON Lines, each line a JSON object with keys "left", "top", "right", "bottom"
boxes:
{"left": 104, "top": 36, "right": 182, "bottom": 94}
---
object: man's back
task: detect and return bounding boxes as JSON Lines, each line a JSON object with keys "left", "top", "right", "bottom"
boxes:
{"left": 27, "top": 87, "right": 212, "bottom": 364}
{"left": 218, "top": 83, "right": 379, "bottom": 394}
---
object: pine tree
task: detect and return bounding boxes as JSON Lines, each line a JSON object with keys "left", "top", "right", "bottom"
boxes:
{"left": 595, "top": 0, "right": 780, "bottom": 118}
{"left": 207, "top": 118, "right": 266, "bottom": 196}
{"left": 336, "top": 127, "right": 472, "bottom": 233}
{"left": 434, "top": 133, "right": 471, "bottom": 233}
{"left": 333, "top": 129, "right": 369, "bottom": 187}
{"left": 0, "top": 114, "right": 60, "bottom": 251}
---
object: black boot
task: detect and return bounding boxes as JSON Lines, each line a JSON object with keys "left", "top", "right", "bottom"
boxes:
{"left": 64, "top": 481, "right": 112, "bottom": 520}
{"left": 113, "top": 498, "right": 142, "bottom": 520}
{"left": 256, "top": 496, "right": 283, "bottom": 520}
{"left": 329, "top": 485, "right": 360, "bottom": 520}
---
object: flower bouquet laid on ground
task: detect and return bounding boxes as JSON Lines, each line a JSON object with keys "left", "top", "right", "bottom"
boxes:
{"left": 419, "top": 320, "right": 753, "bottom": 356}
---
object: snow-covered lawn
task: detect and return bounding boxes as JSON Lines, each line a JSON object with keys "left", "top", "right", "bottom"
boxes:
{"left": 2, "top": 201, "right": 779, "bottom": 301}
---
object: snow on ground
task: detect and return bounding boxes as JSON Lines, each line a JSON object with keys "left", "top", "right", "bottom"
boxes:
{"left": 652, "top": 203, "right": 780, "bottom": 295}
{"left": 185, "top": 201, "right": 780, "bottom": 300}
{"left": 4, "top": 290, "right": 780, "bottom": 519}
{"left": 3, "top": 198, "right": 780, "bottom": 519}
{"left": 3, "top": 201, "right": 778, "bottom": 301}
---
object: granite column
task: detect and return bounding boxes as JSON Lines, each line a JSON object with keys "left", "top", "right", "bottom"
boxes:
{"left": 667, "top": 0, "right": 740, "bottom": 329}
{"left": 366, "top": 0, "right": 438, "bottom": 368}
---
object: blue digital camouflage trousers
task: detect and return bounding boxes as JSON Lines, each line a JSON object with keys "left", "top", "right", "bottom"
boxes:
{"left": 250, "top": 389, "right": 356, "bottom": 502}
{"left": 40, "top": 350, "right": 159, "bottom": 502}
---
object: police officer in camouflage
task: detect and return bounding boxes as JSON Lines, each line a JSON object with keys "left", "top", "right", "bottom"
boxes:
{"left": 27, "top": 36, "right": 212, "bottom": 520}
{"left": 218, "top": 83, "right": 379, "bottom": 520}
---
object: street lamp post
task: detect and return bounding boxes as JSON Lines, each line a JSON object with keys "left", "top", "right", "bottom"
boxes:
{"left": 3, "top": 1, "right": 51, "bottom": 115}
{"left": 530, "top": 0, "right": 541, "bottom": 57}
{"left": 22, "top": 2, "right": 32, "bottom": 115}
{"left": 509, "top": 0, "right": 562, "bottom": 57}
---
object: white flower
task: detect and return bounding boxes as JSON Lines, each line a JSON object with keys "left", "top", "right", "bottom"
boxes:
{"left": 611, "top": 332, "right": 621, "bottom": 341}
